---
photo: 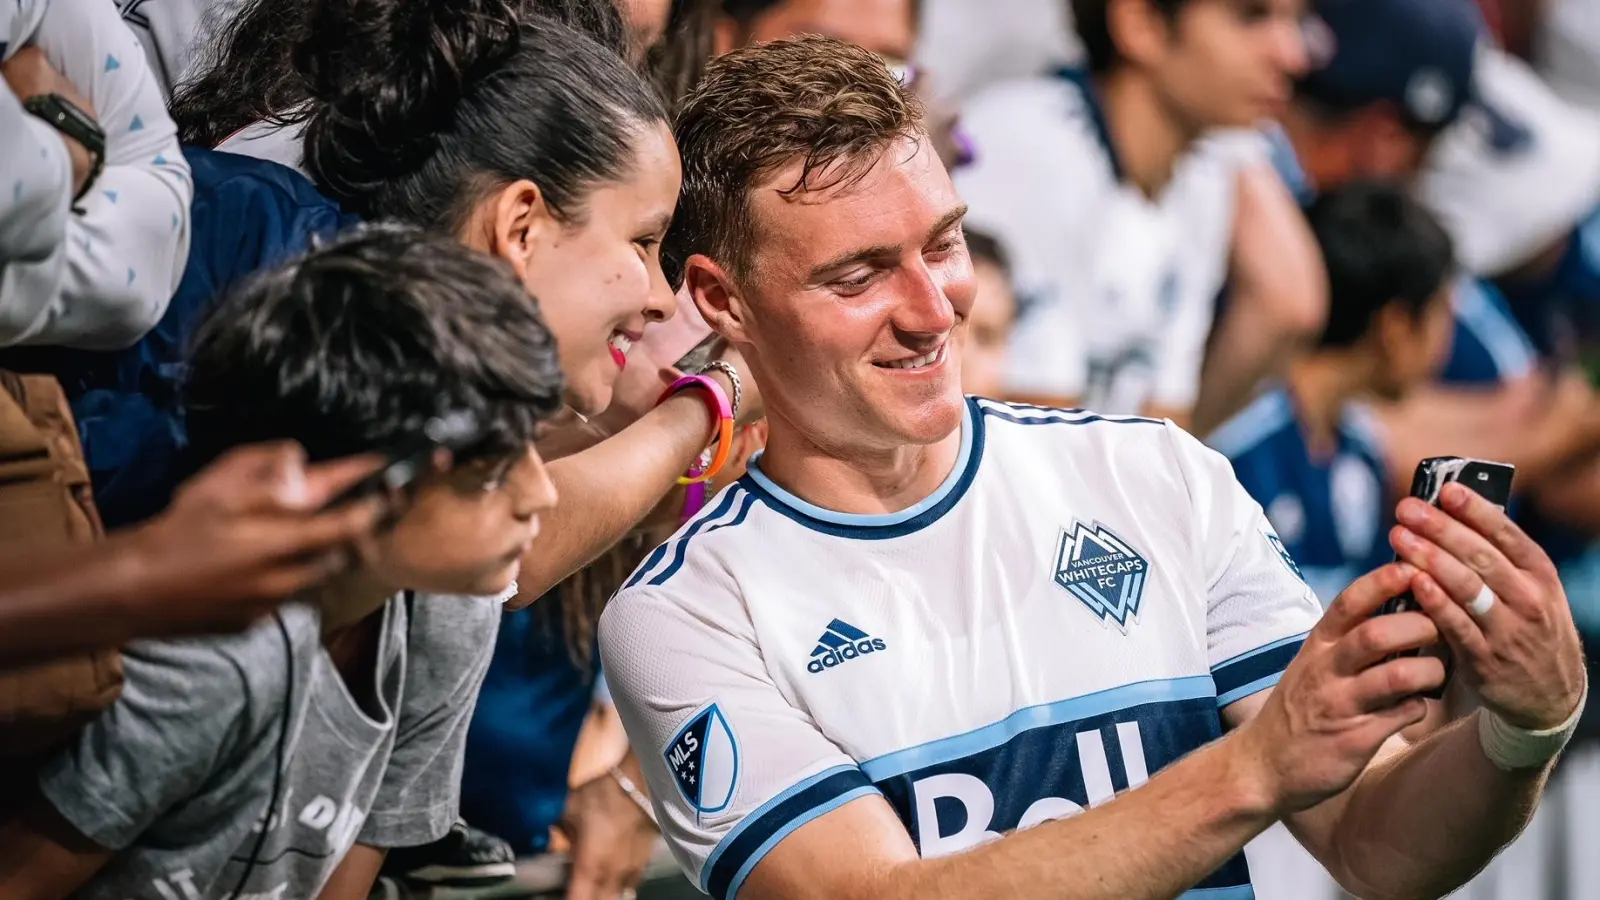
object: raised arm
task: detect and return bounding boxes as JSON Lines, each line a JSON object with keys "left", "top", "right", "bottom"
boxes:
{"left": 1247, "top": 485, "right": 1587, "bottom": 900}
{"left": 602, "top": 563, "right": 1444, "bottom": 900}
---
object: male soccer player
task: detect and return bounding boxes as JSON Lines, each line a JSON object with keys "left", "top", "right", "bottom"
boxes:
{"left": 954, "top": 0, "right": 1327, "bottom": 432}
{"left": 599, "top": 36, "right": 1589, "bottom": 900}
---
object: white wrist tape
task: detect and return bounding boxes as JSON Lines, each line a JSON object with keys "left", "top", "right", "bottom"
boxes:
{"left": 1478, "top": 682, "right": 1589, "bottom": 771}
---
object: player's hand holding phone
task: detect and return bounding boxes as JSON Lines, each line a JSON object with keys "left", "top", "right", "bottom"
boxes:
{"left": 1235, "top": 562, "right": 1444, "bottom": 814}
{"left": 1388, "top": 483, "right": 1587, "bottom": 733}
{"left": 121, "top": 442, "right": 386, "bottom": 635}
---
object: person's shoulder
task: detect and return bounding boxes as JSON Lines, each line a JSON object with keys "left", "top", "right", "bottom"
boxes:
{"left": 971, "top": 397, "right": 1177, "bottom": 471}
{"left": 120, "top": 605, "right": 305, "bottom": 717}
{"left": 1202, "top": 389, "right": 1295, "bottom": 462}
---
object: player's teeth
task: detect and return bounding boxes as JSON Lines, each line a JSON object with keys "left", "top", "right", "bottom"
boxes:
{"left": 886, "top": 347, "right": 941, "bottom": 370}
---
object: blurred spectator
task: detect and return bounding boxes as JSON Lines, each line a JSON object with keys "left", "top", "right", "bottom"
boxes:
{"left": 0, "top": 443, "right": 383, "bottom": 668}
{"left": 1211, "top": 182, "right": 1455, "bottom": 606}
{"left": 0, "top": 224, "right": 564, "bottom": 899}
{"left": 1, "top": 0, "right": 192, "bottom": 350}
{"left": 959, "top": 229, "right": 1018, "bottom": 398}
{"left": 1281, "top": 0, "right": 1600, "bottom": 510}
{"left": 915, "top": 0, "right": 1081, "bottom": 103}
{"left": 712, "top": 0, "right": 973, "bottom": 168}
{"left": 956, "top": 0, "right": 1326, "bottom": 432}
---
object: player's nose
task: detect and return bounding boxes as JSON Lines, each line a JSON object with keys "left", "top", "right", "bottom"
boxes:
{"left": 893, "top": 263, "right": 957, "bottom": 338}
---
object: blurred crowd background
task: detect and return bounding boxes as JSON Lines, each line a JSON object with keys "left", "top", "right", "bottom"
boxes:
{"left": 5, "top": 0, "right": 1600, "bottom": 897}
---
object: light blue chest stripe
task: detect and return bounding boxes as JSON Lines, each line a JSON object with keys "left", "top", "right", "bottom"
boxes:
{"left": 859, "top": 676, "right": 1217, "bottom": 782}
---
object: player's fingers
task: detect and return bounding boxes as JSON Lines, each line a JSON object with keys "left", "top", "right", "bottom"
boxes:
{"left": 1332, "top": 611, "right": 1439, "bottom": 674}
{"left": 1409, "top": 570, "right": 1492, "bottom": 661}
{"left": 1390, "top": 524, "right": 1486, "bottom": 610}
{"left": 1319, "top": 562, "right": 1416, "bottom": 636}
{"left": 1439, "top": 483, "right": 1559, "bottom": 580}
{"left": 1395, "top": 498, "right": 1524, "bottom": 607}
{"left": 1348, "top": 656, "right": 1447, "bottom": 713}
{"left": 1365, "top": 695, "right": 1432, "bottom": 740}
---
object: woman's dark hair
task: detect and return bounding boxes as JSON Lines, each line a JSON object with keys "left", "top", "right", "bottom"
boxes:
{"left": 183, "top": 223, "right": 565, "bottom": 468}
{"left": 294, "top": 0, "right": 665, "bottom": 230}
{"left": 170, "top": 0, "right": 635, "bottom": 154}
{"left": 1307, "top": 180, "right": 1455, "bottom": 349}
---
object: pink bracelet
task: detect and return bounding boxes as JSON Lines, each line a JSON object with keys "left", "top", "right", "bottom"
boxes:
{"left": 657, "top": 375, "right": 734, "bottom": 486}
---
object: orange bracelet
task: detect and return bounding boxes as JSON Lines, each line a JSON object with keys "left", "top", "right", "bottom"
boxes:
{"left": 658, "top": 374, "right": 735, "bottom": 485}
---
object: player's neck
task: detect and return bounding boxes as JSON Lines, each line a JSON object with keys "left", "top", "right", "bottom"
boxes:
{"left": 757, "top": 412, "right": 964, "bottom": 516}
{"left": 1099, "top": 70, "right": 1200, "bottom": 199}
{"left": 1286, "top": 353, "right": 1366, "bottom": 457}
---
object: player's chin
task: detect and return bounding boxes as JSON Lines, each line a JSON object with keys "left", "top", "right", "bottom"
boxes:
{"left": 878, "top": 390, "right": 965, "bottom": 445}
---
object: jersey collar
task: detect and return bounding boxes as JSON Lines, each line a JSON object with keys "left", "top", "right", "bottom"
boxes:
{"left": 740, "top": 397, "right": 986, "bottom": 540}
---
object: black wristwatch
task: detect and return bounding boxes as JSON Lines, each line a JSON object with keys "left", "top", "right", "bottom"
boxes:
{"left": 22, "top": 93, "right": 106, "bottom": 206}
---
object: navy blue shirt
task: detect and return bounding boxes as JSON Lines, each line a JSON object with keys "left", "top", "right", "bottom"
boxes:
{"left": 4, "top": 147, "right": 357, "bottom": 526}
{"left": 460, "top": 605, "right": 600, "bottom": 853}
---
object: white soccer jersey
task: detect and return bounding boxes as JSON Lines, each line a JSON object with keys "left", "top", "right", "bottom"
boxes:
{"left": 953, "top": 73, "right": 1258, "bottom": 413}
{"left": 599, "top": 398, "right": 1322, "bottom": 900}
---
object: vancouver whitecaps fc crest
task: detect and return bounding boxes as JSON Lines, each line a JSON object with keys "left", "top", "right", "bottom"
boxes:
{"left": 664, "top": 703, "right": 740, "bottom": 814}
{"left": 1053, "top": 521, "right": 1150, "bottom": 629}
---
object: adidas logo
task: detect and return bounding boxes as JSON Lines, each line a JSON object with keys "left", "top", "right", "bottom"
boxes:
{"left": 807, "top": 618, "right": 887, "bottom": 674}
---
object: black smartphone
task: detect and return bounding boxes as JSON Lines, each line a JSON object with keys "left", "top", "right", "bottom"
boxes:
{"left": 674, "top": 333, "right": 720, "bottom": 372}
{"left": 329, "top": 411, "right": 487, "bottom": 521}
{"left": 1381, "top": 457, "right": 1516, "bottom": 697}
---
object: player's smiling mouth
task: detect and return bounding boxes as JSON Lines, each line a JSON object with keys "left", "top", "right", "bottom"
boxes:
{"left": 875, "top": 343, "right": 948, "bottom": 371}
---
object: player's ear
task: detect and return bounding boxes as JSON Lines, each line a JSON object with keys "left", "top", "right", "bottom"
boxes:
{"left": 686, "top": 253, "right": 754, "bottom": 345}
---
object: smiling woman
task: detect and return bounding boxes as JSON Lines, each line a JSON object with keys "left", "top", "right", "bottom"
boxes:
{"left": 293, "top": 0, "right": 683, "bottom": 418}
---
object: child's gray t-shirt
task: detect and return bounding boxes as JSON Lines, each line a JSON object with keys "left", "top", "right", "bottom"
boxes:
{"left": 38, "top": 591, "right": 501, "bottom": 900}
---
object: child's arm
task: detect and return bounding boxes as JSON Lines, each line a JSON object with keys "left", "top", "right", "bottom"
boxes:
{"left": 316, "top": 845, "right": 388, "bottom": 900}
{"left": 0, "top": 795, "right": 114, "bottom": 900}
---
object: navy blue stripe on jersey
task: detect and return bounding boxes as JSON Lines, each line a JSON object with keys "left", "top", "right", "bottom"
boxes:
{"left": 702, "top": 765, "right": 879, "bottom": 900}
{"left": 649, "top": 490, "right": 757, "bottom": 587}
{"left": 859, "top": 677, "right": 1251, "bottom": 895}
{"left": 975, "top": 398, "right": 1164, "bottom": 428}
{"left": 1054, "top": 67, "right": 1124, "bottom": 180}
{"left": 738, "top": 398, "right": 987, "bottom": 541}
{"left": 621, "top": 487, "right": 754, "bottom": 590}
{"left": 1212, "top": 632, "right": 1309, "bottom": 707}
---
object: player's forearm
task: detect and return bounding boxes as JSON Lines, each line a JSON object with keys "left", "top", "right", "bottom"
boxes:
{"left": 880, "top": 738, "right": 1275, "bottom": 900}
{"left": 509, "top": 393, "right": 710, "bottom": 605}
{"left": 1320, "top": 715, "right": 1547, "bottom": 900}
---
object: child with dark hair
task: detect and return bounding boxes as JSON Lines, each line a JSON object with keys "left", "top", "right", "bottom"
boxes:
{"left": 1209, "top": 181, "right": 1456, "bottom": 605}
{"left": 0, "top": 224, "right": 563, "bottom": 900}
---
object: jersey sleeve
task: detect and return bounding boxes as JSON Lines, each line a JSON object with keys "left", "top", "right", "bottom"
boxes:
{"left": 1166, "top": 422, "right": 1322, "bottom": 708}
{"left": 599, "top": 587, "right": 880, "bottom": 900}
